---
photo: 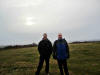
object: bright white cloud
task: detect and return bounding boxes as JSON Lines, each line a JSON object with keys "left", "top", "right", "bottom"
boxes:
{"left": 0, "top": 0, "right": 44, "bottom": 7}
{"left": 0, "top": 0, "right": 100, "bottom": 45}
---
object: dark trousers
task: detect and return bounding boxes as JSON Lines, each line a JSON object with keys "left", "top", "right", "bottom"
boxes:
{"left": 57, "top": 59, "right": 69, "bottom": 75}
{"left": 36, "top": 55, "right": 50, "bottom": 75}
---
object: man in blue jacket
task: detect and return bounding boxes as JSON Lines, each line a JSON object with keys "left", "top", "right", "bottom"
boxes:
{"left": 53, "top": 33, "right": 70, "bottom": 75}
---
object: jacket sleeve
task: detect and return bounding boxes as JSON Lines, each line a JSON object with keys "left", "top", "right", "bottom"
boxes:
{"left": 38, "top": 41, "right": 42, "bottom": 55}
{"left": 53, "top": 41, "right": 57, "bottom": 59}
{"left": 48, "top": 40, "right": 53, "bottom": 55}
{"left": 66, "top": 41, "right": 70, "bottom": 59}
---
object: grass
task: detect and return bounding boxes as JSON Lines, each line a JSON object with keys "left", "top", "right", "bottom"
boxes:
{"left": 0, "top": 43, "right": 100, "bottom": 75}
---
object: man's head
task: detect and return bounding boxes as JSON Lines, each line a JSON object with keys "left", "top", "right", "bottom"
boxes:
{"left": 43, "top": 33, "right": 47, "bottom": 40}
{"left": 58, "top": 33, "right": 62, "bottom": 39}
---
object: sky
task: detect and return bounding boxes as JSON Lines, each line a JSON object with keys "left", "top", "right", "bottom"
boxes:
{"left": 0, "top": 0, "right": 100, "bottom": 45}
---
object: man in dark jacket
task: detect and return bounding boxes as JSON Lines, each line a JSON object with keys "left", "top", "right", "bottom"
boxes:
{"left": 53, "top": 33, "right": 70, "bottom": 75}
{"left": 35, "top": 33, "right": 52, "bottom": 75}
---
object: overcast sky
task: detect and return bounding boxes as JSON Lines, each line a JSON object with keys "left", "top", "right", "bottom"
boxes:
{"left": 0, "top": 0, "right": 100, "bottom": 45}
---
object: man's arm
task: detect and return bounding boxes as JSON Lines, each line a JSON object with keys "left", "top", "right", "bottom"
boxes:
{"left": 53, "top": 41, "right": 57, "bottom": 59}
{"left": 66, "top": 41, "right": 70, "bottom": 59}
{"left": 38, "top": 41, "right": 42, "bottom": 55}
{"left": 48, "top": 40, "right": 53, "bottom": 55}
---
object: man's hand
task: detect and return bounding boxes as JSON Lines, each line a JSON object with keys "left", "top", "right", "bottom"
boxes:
{"left": 53, "top": 55, "right": 57, "bottom": 59}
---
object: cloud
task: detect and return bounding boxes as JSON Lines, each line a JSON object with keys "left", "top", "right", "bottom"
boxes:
{"left": 0, "top": 0, "right": 44, "bottom": 7}
{"left": 0, "top": 0, "right": 100, "bottom": 45}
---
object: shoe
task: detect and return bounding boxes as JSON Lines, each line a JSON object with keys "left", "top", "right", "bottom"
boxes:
{"left": 46, "top": 73, "right": 50, "bottom": 75}
{"left": 35, "top": 72, "right": 39, "bottom": 75}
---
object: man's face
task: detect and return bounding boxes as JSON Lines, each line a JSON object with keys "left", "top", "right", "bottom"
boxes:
{"left": 58, "top": 33, "right": 62, "bottom": 39}
{"left": 43, "top": 34, "right": 47, "bottom": 39}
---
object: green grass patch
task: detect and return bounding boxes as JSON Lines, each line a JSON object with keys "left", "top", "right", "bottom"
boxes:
{"left": 0, "top": 43, "right": 100, "bottom": 75}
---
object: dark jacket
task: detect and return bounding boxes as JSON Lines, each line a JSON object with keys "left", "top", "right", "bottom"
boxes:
{"left": 38, "top": 39, "right": 52, "bottom": 57}
{"left": 53, "top": 39, "right": 70, "bottom": 60}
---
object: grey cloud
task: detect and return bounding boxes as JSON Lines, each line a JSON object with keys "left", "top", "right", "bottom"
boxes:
{"left": 0, "top": 0, "right": 100, "bottom": 45}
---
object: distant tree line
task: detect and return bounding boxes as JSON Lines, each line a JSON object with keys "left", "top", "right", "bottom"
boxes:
{"left": 70, "top": 41, "right": 100, "bottom": 44}
{"left": 0, "top": 43, "right": 37, "bottom": 50}
{"left": 0, "top": 41, "right": 100, "bottom": 50}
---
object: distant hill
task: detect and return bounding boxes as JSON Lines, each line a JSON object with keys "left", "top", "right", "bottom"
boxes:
{"left": 70, "top": 40, "right": 100, "bottom": 44}
{"left": 0, "top": 43, "right": 37, "bottom": 50}
{"left": 0, "top": 46, "right": 5, "bottom": 48}
{"left": 0, "top": 41, "right": 100, "bottom": 50}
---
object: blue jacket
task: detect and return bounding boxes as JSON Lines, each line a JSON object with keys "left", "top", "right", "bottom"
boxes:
{"left": 53, "top": 39, "right": 69, "bottom": 60}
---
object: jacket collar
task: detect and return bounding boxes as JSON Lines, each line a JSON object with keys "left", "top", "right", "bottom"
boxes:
{"left": 42, "top": 38, "right": 48, "bottom": 41}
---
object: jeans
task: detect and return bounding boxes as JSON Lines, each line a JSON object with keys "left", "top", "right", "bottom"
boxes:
{"left": 57, "top": 59, "right": 69, "bottom": 75}
{"left": 35, "top": 55, "right": 50, "bottom": 75}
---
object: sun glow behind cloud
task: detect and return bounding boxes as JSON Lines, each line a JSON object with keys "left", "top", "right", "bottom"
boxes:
{"left": 0, "top": 0, "right": 99, "bottom": 33}
{"left": 0, "top": 0, "right": 100, "bottom": 45}
{"left": 0, "top": 0, "right": 88, "bottom": 33}
{"left": 25, "top": 17, "right": 36, "bottom": 26}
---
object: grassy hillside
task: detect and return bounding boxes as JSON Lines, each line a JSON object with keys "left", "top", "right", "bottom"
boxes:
{"left": 0, "top": 43, "right": 100, "bottom": 75}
